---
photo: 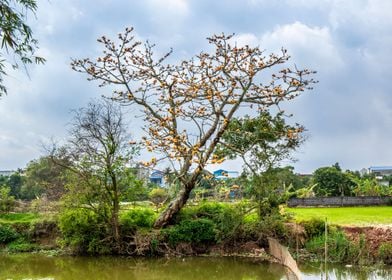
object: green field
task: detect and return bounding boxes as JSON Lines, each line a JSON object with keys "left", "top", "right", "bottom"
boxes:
{"left": 286, "top": 206, "right": 392, "bottom": 226}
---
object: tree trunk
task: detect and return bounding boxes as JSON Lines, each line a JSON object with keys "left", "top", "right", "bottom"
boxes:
{"left": 153, "top": 182, "right": 194, "bottom": 228}
{"left": 111, "top": 174, "right": 121, "bottom": 250}
{"left": 112, "top": 202, "right": 120, "bottom": 242}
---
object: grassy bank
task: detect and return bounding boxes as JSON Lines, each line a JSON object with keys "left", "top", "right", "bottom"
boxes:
{"left": 1, "top": 203, "right": 392, "bottom": 265}
{"left": 286, "top": 206, "right": 392, "bottom": 226}
{"left": 0, "top": 213, "right": 41, "bottom": 225}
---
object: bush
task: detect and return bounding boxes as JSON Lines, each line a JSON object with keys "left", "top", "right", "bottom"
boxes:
{"left": 149, "top": 188, "right": 168, "bottom": 206}
{"left": 239, "top": 212, "right": 259, "bottom": 240}
{"left": 120, "top": 207, "right": 157, "bottom": 232}
{"left": 256, "top": 213, "right": 288, "bottom": 246}
{"left": 301, "top": 218, "right": 326, "bottom": 238}
{"left": 197, "top": 202, "right": 242, "bottom": 241}
{"left": 177, "top": 201, "right": 245, "bottom": 242}
{"left": 305, "top": 229, "right": 351, "bottom": 262}
{"left": 378, "top": 242, "right": 392, "bottom": 264}
{"left": 7, "top": 240, "right": 37, "bottom": 252}
{"left": 0, "top": 225, "right": 19, "bottom": 244}
{"left": 58, "top": 208, "right": 109, "bottom": 254}
{"left": 165, "top": 218, "right": 216, "bottom": 246}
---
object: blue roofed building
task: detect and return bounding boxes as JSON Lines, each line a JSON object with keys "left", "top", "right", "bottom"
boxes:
{"left": 213, "top": 169, "right": 239, "bottom": 180}
{"left": 149, "top": 169, "right": 165, "bottom": 187}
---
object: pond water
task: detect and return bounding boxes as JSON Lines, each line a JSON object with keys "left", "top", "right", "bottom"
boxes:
{"left": 0, "top": 254, "right": 391, "bottom": 280}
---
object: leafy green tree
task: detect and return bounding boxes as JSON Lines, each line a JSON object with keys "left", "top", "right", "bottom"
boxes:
{"left": 214, "top": 112, "right": 306, "bottom": 216}
{"left": 0, "top": 0, "right": 45, "bottom": 95}
{"left": 0, "top": 172, "right": 23, "bottom": 199}
{"left": 0, "top": 185, "right": 15, "bottom": 212}
{"left": 215, "top": 112, "right": 305, "bottom": 174}
{"left": 7, "top": 172, "right": 23, "bottom": 198}
{"left": 294, "top": 183, "right": 317, "bottom": 198}
{"left": 122, "top": 168, "right": 149, "bottom": 202}
{"left": 0, "top": 175, "right": 8, "bottom": 186}
{"left": 22, "top": 156, "right": 69, "bottom": 200}
{"left": 312, "top": 165, "right": 355, "bottom": 196}
{"left": 266, "top": 166, "right": 306, "bottom": 190}
{"left": 352, "top": 177, "right": 391, "bottom": 196}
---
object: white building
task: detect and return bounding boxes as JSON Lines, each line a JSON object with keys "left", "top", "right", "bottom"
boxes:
{"left": 0, "top": 170, "right": 15, "bottom": 177}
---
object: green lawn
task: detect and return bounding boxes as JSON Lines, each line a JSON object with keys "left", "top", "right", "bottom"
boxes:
{"left": 286, "top": 206, "right": 392, "bottom": 226}
{"left": 0, "top": 213, "right": 40, "bottom": 225}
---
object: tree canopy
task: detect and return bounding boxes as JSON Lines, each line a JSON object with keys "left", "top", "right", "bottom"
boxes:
{"left": 53, "top": 99, "right": 139, "bottom": 249}
{"left": 215, "top": 111, "right": 305, "bottom": 174}
{"left": 0, "top": 0, "right": 45, "bottom": 95}
{"left": 72, "top": 27, "right": 316, "bottom": 227}
{"left": 312, "top": 164, "right": 355, "bottom": 196}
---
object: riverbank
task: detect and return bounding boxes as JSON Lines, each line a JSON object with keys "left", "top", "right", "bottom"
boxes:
{"left": 1, "top": 204, "right": 392, "bottom": 266}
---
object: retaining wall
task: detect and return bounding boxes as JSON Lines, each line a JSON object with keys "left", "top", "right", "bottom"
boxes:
{"left": 287, "top": 196, "right": 391, "bottom": 207}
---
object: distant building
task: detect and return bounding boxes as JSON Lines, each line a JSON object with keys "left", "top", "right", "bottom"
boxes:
{"left": 368, "top": 166, "right": 392, "bottom": 177}
{"left": 0, "top": 170, "right": 14, "bottom": 177}
{"left": 359, "top": 168, "right": 368, "bottom": 177}
{"left": 149, "top": 169, "right": 165, "bottom": 187}
{"left": 368, "top": 166, "right": 392, "bottom": 186}
{"left": 213, "top": 169, "right": 239, "bottom": 180}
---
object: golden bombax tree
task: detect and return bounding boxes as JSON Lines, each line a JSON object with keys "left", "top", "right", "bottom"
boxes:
{"left": 72, "top": 27, "right": 316, "bottom": 228}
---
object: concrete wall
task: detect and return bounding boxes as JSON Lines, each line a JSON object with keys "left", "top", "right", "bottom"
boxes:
{"left": 268, "top": 237, "right": 301, "bottom": 280}
{"left": 288, "top": 196, "right": 391, "bottom": 207}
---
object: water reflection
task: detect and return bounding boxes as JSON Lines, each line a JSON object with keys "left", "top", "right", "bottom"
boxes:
{"left": 300, "top": 262, "right": 392, "bottom": 280}
{"left": 0, "top": 254, "right": 391, "bottom": 280}
{"left": 0, "top": 255, "right": 285, "bottom": 280}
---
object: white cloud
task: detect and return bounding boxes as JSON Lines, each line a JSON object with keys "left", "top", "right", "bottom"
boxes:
{"left": 146, "top": 0, "right": 189, "bottom": 21}
{"left": 260, "top": 22, "right": 344, "bottom": 71}
{"left": 328, "top": 0, "right": 392, "bottom": 31}
{"left": 231, "top": 33, "right": 259, "bottom": 47}
{"left": 232, "top": 22, "right": 344, "bottom": 73}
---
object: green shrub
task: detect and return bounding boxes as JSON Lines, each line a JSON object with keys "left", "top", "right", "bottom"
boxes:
{"left": 239, "top": 212, "right": 259, "bottom": 240}
{"left": 0, "top": 225, "right": 19, "bottom": 244}
{"left": 378, "top": 242, "right": 392, "bottom": 264}
{"left": 197, "top": 202, "right": 242, "bottom": 242}
{"left": 301, "top": 218, "right": 326, "bottom": 238}
{"left": 177, "top": 201, "right": 228, "bottom": 221}
{"left": 149, "top": 188, "right": 168, "bottom": 205}
{"left": 177, "top": 202, "right": 244, "bottom": 242}
{"left": 165, "top": 218, "right": 216, "bottom": 246}
{"left": 256, "top": 213, "right": 288, "bottom": 245}
{"left": 120, "top": 207, "right": 157, "bottom": 232}
{"left": 58, "top": 208, "right": 109, "bottom": 254}
{"left": 7, "top": 240, "right": 37, "bottom": 252}
{"left": 346, "top": 234, "right": 370, "bottom": 265}
{"left": 305, "top": 229, "right": 351, "bottom": 262}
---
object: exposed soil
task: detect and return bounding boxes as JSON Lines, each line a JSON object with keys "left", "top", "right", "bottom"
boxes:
{"left": 30, "top": 220, "right": 59, "bottom": 249}
{"left": 343, "top": 226, "right": 392, "bottom": 254}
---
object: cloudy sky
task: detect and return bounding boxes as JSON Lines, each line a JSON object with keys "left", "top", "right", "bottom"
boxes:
{"left": 1, "top": 0, "right": 392, "bottom": 173}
